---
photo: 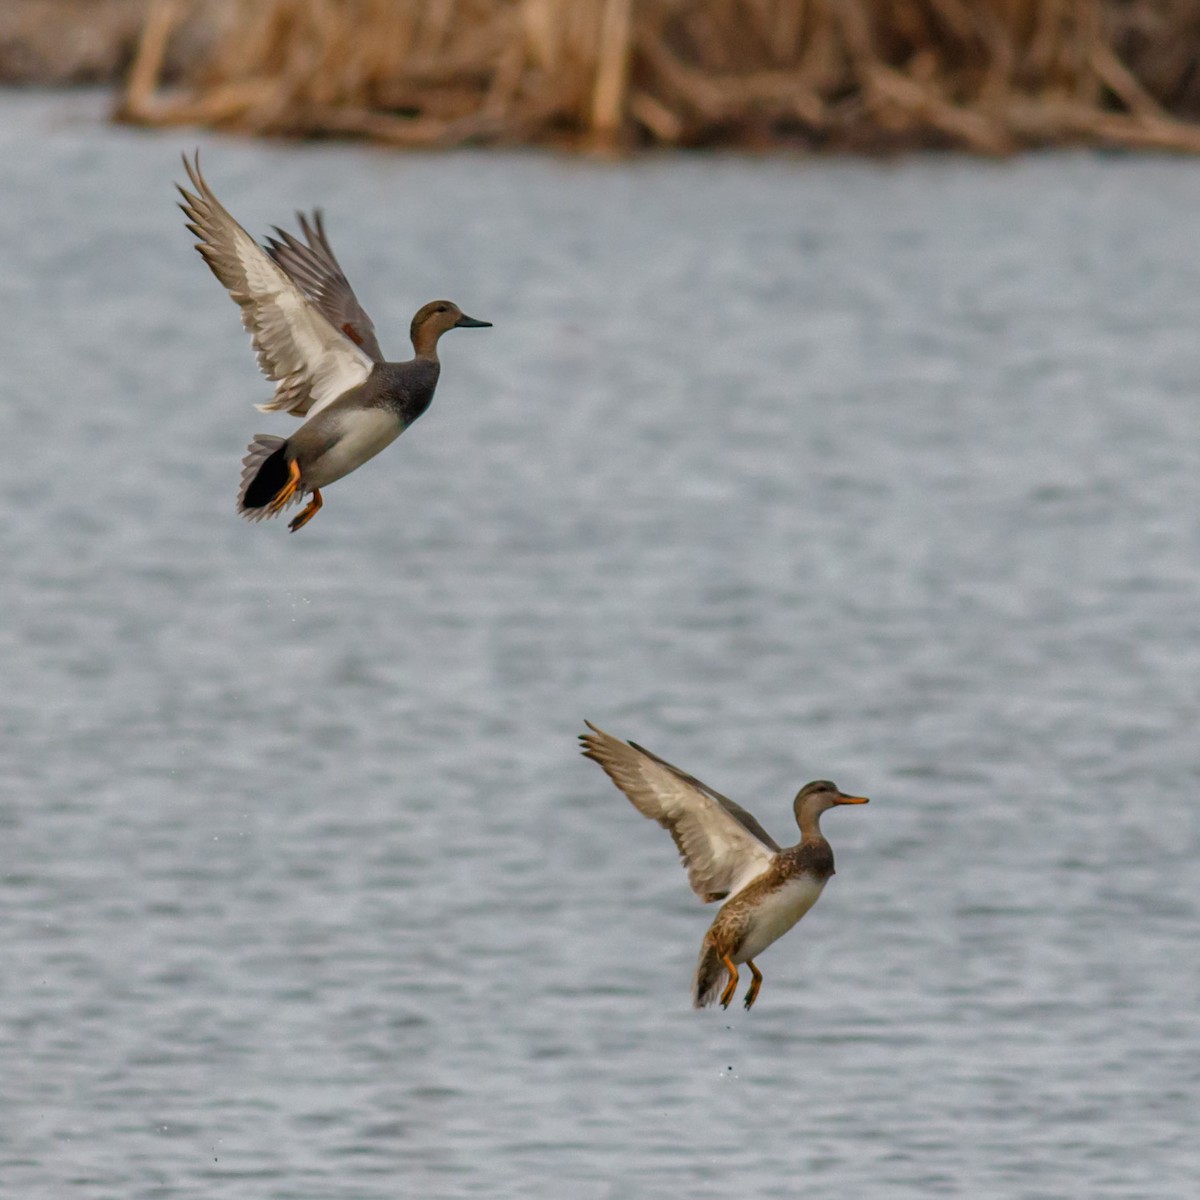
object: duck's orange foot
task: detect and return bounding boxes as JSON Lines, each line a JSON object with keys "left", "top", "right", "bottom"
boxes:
{"left": 743, "top": 959, "right": 763, "bottom": 1010}
{"left": 719, "top": 954, "right": 740, "bottom": 1010}
{"left": 267, "top": 458, "right": 302, "bottom": 515}
{"left": 289, "top": 488, "right": 323, "bottom": 533}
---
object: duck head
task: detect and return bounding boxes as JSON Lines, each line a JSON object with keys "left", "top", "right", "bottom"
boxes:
{"left": 793, "top": 780, "right": 869, "bottom": 838}
{"left": 411, "top": 300, "right": 491, "bottom": 358}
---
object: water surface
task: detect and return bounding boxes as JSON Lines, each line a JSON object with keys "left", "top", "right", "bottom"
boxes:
{"left": 2, "top": 92, "right": 1198, "bottom": 1198}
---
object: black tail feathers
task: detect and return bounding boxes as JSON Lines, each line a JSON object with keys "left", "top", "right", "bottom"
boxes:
{"left": 237, "top": 435, "right": 294, "bottom": 519}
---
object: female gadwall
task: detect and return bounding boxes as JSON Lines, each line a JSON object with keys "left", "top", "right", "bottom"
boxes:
{"left": 580, "top": 722, "right": 868, "bottom": 1010}
{"left": 177, "top": 153, "right": 490, "bottom": 531}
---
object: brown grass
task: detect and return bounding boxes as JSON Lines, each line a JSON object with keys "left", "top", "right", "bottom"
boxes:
{"left": 117, "top": 0, "right": 1200, "bottom": 152}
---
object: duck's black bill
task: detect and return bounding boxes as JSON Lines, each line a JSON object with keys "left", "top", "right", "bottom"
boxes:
{"left": 455, "top": 314, "right": 492, "bottom": 328}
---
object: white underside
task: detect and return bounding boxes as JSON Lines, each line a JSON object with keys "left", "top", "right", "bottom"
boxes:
{"left": 732, "top": 873, "right": 828, "bottom": 963}
{"left": 305, "top": 409, "right": 402, "bottom": 488}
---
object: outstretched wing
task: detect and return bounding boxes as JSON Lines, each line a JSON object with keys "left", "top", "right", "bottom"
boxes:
{"left": 265, "top": 211, "right": 385, "bottom": 363}
{"left": 580, "top": 722, "right": 778, "bottom": 902}
{"left": 177, "top": 152, "right": 374, "bottom": 417}
{"left": 627, "top": 739, "right": 782, "bottom": 853}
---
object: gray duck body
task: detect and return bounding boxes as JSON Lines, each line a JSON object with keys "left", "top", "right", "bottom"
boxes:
{"left": 176, "top": 153, "right": 489, "bottom": 532}
{"left": 285, "top": 357, "right": 442, "bottom": 490}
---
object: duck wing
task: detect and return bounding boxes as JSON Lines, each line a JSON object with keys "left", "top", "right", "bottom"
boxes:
{"left": 264, "top": 211, "right": 385, "bottom": 363}
{"left": 580, "top": 722, "right": 779, "bottom": 903}
{"left": 177, "top": 152, "right": 374, "bottom": 418}
{"left": 626, "top": 740, "right": 782, "bottom": 853}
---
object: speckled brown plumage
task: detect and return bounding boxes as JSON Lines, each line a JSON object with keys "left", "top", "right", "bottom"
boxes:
{"left": 580, "top": 722, "right": 868, "bottom": 1011}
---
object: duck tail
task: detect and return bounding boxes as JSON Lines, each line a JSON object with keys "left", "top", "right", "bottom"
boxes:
{"left": 693, "top": 938, "right": 726, "bottom": 1009}
{"left": 238, "top": 435, "right": 298, "bottom": 520}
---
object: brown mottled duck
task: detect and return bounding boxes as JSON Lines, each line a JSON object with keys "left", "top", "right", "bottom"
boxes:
{"left": 580, "top": 722, "right": 868, "bottom": 1010}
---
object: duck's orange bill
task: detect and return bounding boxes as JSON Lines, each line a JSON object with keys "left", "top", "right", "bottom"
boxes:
{"left": 836, "top": 794, "right": 870, "bottom": 805}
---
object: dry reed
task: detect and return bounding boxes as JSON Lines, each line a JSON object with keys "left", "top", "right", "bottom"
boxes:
{"left": 117, "top": 0, "right": 1200, "bottom": 152}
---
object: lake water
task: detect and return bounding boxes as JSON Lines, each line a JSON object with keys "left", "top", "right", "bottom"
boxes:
{"left": 2, "top": 92, "right": 1198, "bottom": 1199}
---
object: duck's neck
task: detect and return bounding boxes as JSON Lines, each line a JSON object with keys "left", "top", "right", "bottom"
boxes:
{"left": 796, "top": 803, "right": 827, "bottom": 844}
{"left": 411, "top": 328, "right": 441, "bottom": 362}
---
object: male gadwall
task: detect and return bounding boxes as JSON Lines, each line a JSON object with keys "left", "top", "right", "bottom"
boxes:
{"left": 580, "top": 722, "right": 868, "bottom": 1010}
{"left": 177, "top": 153, "right": 490, "bottom": 531}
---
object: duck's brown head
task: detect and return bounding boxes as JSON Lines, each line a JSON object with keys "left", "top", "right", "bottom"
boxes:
{"left": 411, "top": 300, "right": 491, "bottom": 358}
{"left": 793, "top": 780, "right": 869, "bottom": 837}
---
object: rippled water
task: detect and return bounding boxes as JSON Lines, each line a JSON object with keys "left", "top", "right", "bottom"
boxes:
{"left": 2, "top": 92, "right": 1199, "bottom": 1198}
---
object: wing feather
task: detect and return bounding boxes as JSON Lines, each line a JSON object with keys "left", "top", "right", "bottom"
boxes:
{"left": 177, "top": 152, "right": 374, "bottom": 418}
{"left": 627, "top": 739, "right": 782, "bottom": 853}
{"left": 580, "top": 722, "right": 778, "bottom": 902}
{"left": 265, "top": 211, "right": 385, "bottom": 362}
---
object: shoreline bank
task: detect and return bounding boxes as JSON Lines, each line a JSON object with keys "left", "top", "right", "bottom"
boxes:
{"left": 8, "top": 1, "right": 1200, "bottom": 155}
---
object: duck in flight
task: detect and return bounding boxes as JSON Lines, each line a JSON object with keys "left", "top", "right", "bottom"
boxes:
{"left": 580, "top": 722, "right": 868, "bottom": 1010}
{"left": 177, "top": 152, "right": 490, "bottom": 531}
